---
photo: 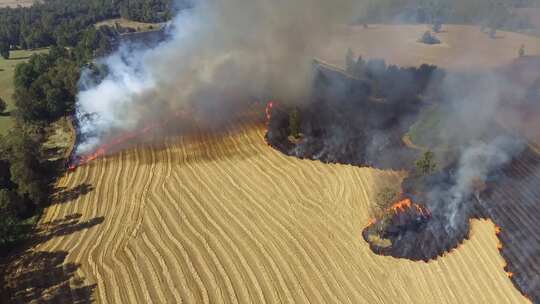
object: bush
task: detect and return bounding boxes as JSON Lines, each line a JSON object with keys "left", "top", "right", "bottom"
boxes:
{"left": 0, "top": 41, "right": 8, "bottom": 60}
{"left": 415, "top": 150, "right": 437, "bottom": 176}
{"left": 375, "top": 187, "right": 399, "bottom": 212}
{"left": 419, "top": 31, "right": 441, "bottom": 45}
{"left": 0, "top": 96, "right": 6, "bottom": 113}
{"left": 289, "top": 108, "right": 301, "bottom": 139}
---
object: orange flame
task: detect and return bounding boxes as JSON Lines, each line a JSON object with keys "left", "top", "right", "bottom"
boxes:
{"left": 495, "top": 225, "right": 501, "bottom": 235}
{"left": 390, "top": 198, "right": 412, "bottom": 213}
{"left": 265, "top": 101, "right": 275, "bottom": 125}
{"left": 71, "top": 110, "right": 187, "bottom": 169}
{"left": 387, "top": 198, "right": 431, "bottom": 217}
{"left": 506, "top": 272, "right": 514, "bottom": 278}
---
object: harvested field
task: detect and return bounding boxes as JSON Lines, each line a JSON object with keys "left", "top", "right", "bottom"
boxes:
{"left": 318, "top": 24, "right": 540, "bottom": 71}
{"left": 2, "top": 118, "right": 528, "bottom": 303}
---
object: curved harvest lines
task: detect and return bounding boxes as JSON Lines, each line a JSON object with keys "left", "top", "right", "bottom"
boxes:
{"left": 11, "top": 122, "right": 529, "bottom": 303}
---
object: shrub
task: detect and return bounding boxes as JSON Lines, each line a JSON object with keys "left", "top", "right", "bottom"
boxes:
{"left": 289, "top": 108, "right": 301, "bottom": 139}
{"left": 375, "top": 187, "right": 399, "bottom": 212}
{"left": 419, "top": 31, "right": 441, "bottom": 45}
{"left": 0, "top": 96, "right": 6, "bottom": 113}
{"left": 415, "top": 150, "right": 437, "bottom": 176}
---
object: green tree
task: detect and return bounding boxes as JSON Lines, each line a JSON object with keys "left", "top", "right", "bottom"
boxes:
{"left": 0, "top": 189, "right": 22, "bottom": 250}
{"left": 375, "top": 187, "right": 399, "bottom": 211}
{"left": 289, "top": 108, "right": 301, "bottom": 139}
{"left": 3, "top": 127, "right": 50, "bottom": 207}
{"left": 345, "top": 48, "right": 355, "bottom": 74}
{"left": 0, "top": 40, "right": 9, "bottom": 59}
{"left": 0, "top": 96, "right": 6, "bottom": 113}
{"left": 415, "top": 150, "right": 437, "bottom": 176}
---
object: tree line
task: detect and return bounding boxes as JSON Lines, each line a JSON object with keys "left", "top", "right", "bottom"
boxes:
{"left": 0, "top": 0, "right": 188, "bottom": 57}
{"left": 0, "top": 43, "right": 95, "bottom": 252}
{"left": 359, "top": 0, "right": 537, "bottom": 32}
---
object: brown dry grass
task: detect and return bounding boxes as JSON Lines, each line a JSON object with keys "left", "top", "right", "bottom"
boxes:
{"left": 3, "top": 119, "right": 528, "bottom": 303}
{"left": 318, "top": 24, "right": 540, "bottom": 71}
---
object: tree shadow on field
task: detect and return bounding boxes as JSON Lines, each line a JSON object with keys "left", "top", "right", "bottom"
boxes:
{"left": 0, "top": 213, "right": 104, "bottom": 303}
{"left": 2, "top": 251, "right": 96, "bottom": 303}
{"left": 52, "top": 183, "right": 94, "bottom": 206}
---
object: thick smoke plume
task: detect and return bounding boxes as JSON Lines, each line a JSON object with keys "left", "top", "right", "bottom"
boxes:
{"left": 76, "top": 0, "right": 365, "bottom": 154}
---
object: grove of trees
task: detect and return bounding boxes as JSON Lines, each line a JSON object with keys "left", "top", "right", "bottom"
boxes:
{"left": 0, "top": 0, "right": 187, "bottom": 52}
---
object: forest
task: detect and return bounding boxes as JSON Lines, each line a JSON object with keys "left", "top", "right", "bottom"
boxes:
{"left": 0, "top": 0, "right": 190, "bottom": 54}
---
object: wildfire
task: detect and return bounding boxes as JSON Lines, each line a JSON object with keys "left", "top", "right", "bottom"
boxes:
{"left": 495, "top": 225, "right": 501, "bottom": 235}
{"left": 70, "top": 110, "right": 187, "bottom": 170}
{"left": 390, "top": 198, "right": 412, "bottom": 212}
{"left": 506, "top": 271, "right": 514, "bottom": 278}
{"left": 265, "top": 101, "right": 275, "bottom": 125}
{"left": 388, "top": 198, "right": 431, "bottom": 217}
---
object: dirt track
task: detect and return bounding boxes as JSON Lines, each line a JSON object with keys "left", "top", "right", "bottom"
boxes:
{"left": 3, "top": 119, "right": 528, "bottom": 303}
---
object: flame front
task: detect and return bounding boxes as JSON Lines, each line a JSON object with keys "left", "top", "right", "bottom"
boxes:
{"left": 388, "top": 198, "right": 431, "bottom": 217}
{"left": 70, "top": 110, "right": 187, "bottom": 170}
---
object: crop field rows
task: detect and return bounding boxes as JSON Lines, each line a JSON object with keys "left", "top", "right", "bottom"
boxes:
{"left": 2, "top": 119, "right": 528, "bottom": 303}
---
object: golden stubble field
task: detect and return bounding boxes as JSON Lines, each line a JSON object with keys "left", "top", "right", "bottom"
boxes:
{"left": 3, "top": 24, "right": 540, "bottom": 303}
{"left": 3, "top": 120, "right": 528, "bottom": 303}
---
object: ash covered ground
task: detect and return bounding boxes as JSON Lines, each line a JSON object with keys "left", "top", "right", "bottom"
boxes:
{"left": 266, "top": 57, "right": 540, "bottom": 303}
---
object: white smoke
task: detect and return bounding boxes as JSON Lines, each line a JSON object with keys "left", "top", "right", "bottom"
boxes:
{"left": 75, "top": 0, "right": 364, "bottom": 154}
{"left": 446, "top": 136, "right": 525, "bottom": 228}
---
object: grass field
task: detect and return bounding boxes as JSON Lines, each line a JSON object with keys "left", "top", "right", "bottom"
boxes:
{"left": 95, "top": 18, "right": 164, "bottom": 32}
{"left": 0, "top": 0, "right": 33, "bottom": 8}
{"left": 406, "top": 105, "right": 446, "bottom": 150}
{"left": 318, "top": 24, "right": 540, "bottom": 71}
{"left": 0, "top": 48, "right": 48, "bottom": 134}
{"left": 2, "top": 118, "right": 528, "bottom": 303}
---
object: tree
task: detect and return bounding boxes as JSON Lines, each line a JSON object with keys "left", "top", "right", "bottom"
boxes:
{"left": 375, "top": 187, "right": 399, "bottom": 211}
{"left": 289, "top": 108, "right": 301, "bottom": 139}
{"left": 489, "top": 28, "right": 497, "bottom": 39}
{"left": 432, "top": 19, "right": 442, "bottom": 33}
{"left": 519, "top": 44, "right": 525, "bottom": 58}
{"left": 0, "top": 96, "right": 6, "bottom": 113}
{"left": 415, "top": 150, "right": 437, "bottom": 176}
{"left": 0, "top": 189, "right": 21, "bottom": 250}
{"left": 419, "top": 31, "right": 441, "bottom": 45}
{"left": 345, "top": 48, "right": 355, "bottom": 74}
{"left": 0, "top": 40, "right": 9, "bottom": 59}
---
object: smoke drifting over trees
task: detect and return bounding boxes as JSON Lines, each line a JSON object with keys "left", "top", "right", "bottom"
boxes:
{"left": 76, "top": 0, "right": 368, "bottom": 154}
